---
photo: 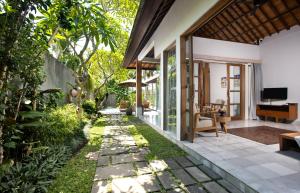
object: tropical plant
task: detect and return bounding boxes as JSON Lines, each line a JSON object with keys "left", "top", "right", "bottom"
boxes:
{"left": 82, "top": 100, "right": 96, "bottom": 115}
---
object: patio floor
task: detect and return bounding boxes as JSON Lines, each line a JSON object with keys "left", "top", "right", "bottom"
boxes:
{"left": 182, "top": 131, "right": 300, "bottom": 193}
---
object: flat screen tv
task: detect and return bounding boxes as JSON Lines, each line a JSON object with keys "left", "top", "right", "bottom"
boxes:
{"left": 262, "top": 88, "right": 288, "bottom": 100}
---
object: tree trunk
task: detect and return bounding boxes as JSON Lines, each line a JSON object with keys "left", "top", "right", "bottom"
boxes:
{"left": 0, "top": 65, "right": 8, "bottom": 164}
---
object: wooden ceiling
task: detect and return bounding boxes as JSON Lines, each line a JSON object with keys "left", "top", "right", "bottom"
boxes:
{"left": 194, "top": 0, "right": 300, "bottom": 44}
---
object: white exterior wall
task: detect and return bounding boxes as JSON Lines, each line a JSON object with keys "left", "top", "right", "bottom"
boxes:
{"left": 260, "top": 26, "right": 300, "bottom": 121}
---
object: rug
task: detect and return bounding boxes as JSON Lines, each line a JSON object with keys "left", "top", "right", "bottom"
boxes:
{"left": 228, "top": 126, "right": 296, "bottom": 145}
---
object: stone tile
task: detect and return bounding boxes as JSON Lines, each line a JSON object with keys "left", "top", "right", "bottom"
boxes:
{"left": 198, "top": 165, "right": 222, "bottom": 180}
{"left": 135, "top": 161, "right": 152, "bottom": 175}
{"left": 111, "top": 177, "right": 146, "bottom": 193}
{"left": 186, "top": 155, "right": 203, "bottom": 165}
{"left": 185, "top": 166, "right": 211, "bottom": 182}
{"left": 186, "top": 185, "right": 208, "bottom": 193}
{"left": 261, "top": 163, "right": 298, "bottom": 176}
{"left": 97, "top": 156, "right": 110, "bottom": 166}
{"left": 165, "top": 158, "right": 182, "bottom": 170}
{"left": 86, "top": 151, "right": 99, "bottom": 161}
{"left": 111, "top": 153, "right": 145, "bottom": 165}
{"left": 157, "top": 171, "right": 178, "bottom": 190}
{"left": 136, "top": 174, "right": 161, "bottom": 192}
{"left": 100, "top": 146, "right": 128, "bottom": 155}
{"left": 174, "top": 156, "right": 194, "bottom": 168}
{"left": 203, "top": 182, "right": 229, "bottom": 193}
{"left": 217, "top": 179, "right": 243, "bottom": 193}
{"left": 167, "top": 188, "right": 185, "bottom": 193}
{"left": 172, "top": 168, "right": 196, "bottom": 185}
{"left": 94, "top": 163, "right": 135, "bottom": 180}
{"left": 149, "top": 160, "right": 168, "bottom": 172}
{"left": 245, "top": 165, "right": 280, "bottom": 180}
{"left": 91, "top": 180, "right": 109, "bottom": 193}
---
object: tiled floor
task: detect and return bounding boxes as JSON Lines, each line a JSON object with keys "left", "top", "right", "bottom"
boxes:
{"left": 182, "top": 122, "right": 300, "bottom": 193}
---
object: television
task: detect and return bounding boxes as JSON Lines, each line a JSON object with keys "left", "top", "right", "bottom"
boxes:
{"left": 262, "top": 88, "right": 288, "bottom": 100}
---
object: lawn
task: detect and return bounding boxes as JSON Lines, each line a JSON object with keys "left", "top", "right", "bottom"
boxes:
{"left": 48, "top": 118, "right": 106, "bottom": 193}
{"left": 127, "top": 116, "right": 186, "bottom": 160}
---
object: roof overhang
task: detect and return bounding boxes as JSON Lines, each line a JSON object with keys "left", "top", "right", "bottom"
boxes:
{"left": 122, "top": 0, "right": 175, "bottom": 69}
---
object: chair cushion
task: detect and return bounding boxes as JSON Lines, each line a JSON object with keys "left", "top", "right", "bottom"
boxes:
{"left": 196, "top": 116, "right": 213, "bottom": 128}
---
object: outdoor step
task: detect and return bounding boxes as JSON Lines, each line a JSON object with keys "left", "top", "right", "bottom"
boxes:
{"left": 174, "top": 156, "right": 194, "bottom": 168}
{"left": 186, "top": 185, "right": 208, "bottom": 193}
{"left": 185, "top": 166, "right": 211, "bottom": 182}
{"left": 149, "top": 160, "right": 169, "bottom": 172}
{"left": 203, "top": 181, "right": 229, "bottom": 193}
{"left": 100, "top": 146, "right": 128, "bottom": 155}
{"left": 136, "top": 174, "right": 161, "bottom": 192}
{"left": 111, "top": 153, "right": 145, "bottom": 164}
{"left": 94, "top": 163, "right": 135, "bottom": 181}
{"left": 91, "top": 180, "right": 109, "bottom": 193}
{"left": 198, "top": 165, "right": 222, "bottom": 180}
{"left": 217, "top": 179, "right": 244, "bottom": 193}
{"left": 171, "top": 168, "right": 197, "bottom": 185}
{"left": 186, "top": 155, "right": 203, "bottom": 166}
{"left": 157, "top": 171, "right": 179, "bottom": 190}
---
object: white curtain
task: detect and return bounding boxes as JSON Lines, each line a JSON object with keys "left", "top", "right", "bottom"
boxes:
{"left": 249, "top": 64, "right": 263, "bottom": 119}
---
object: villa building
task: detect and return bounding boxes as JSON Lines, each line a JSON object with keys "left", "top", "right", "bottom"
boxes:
{"left": 123, "top": 1, "right": 300, "bottom": 192}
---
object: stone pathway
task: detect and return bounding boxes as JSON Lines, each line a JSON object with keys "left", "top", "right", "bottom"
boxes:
{"left": 91, "top": 123, "right": 241, "bottom": 193}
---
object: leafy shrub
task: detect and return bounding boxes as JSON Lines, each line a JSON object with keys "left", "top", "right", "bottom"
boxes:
{"left": 82, "top": 100, "right": 96, "bottom": 114}
{"left": 40, "top": 104, "right": 84, "bottom": 145}
{"left": 0, "top": 146, "right": 71, "bottom": 193}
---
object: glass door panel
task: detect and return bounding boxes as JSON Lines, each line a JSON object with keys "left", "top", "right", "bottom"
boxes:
{"left": 228, "top": 64, "right": 243, "bottom": 119}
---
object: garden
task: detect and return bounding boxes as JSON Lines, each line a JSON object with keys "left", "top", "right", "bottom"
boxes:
{"left": 0, "top": 0, "right": 139, "bottom": 192}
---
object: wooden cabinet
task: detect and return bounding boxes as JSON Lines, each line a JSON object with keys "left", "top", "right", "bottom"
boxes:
{"left": 256, "top": 103, "right": 298, "bottom": 122}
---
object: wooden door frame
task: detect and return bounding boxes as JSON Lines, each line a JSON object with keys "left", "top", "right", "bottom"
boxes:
{"left": 227, "top": 64, "right": 245, "bottom": 120}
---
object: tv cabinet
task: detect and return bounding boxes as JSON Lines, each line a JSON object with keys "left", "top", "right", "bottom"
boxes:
{"left": 256, "top": 103, "right": 298, "bottom": 122}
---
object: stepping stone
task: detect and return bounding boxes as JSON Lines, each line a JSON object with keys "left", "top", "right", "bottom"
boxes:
{"left": 91, "top": 180, "right": 109, "bottom": 193}
{"left": 149, "top": 160, "right": 168, "bottom": 172}
{"left": 100, "top": 146, "right": 128, "bottom": 156}
{"left": 129, "top": 147, "right": 150, "bottom": 154}
{"left": 167, "top": 188, "right": 185, "bottom": 193}
{"left": 85, "top": 151, "right": 99, "bottom": 161}
{"left": 186, "top": 185, "right": 207, "bottom": 193}
{"left": 171, "top": 168, "right": 196, "bottom": 185}
{"left": 185, "top": 167, "right": 211, "bottom": 182}
{"left": 112, "top": 177, "right": 146, "bottom": 193}
{"left": 111, "top": 153, "right": 145, "bottom": 164}
{"left": 135, "top": 162, "right": 152, "bottom": 175}
{"left": 165, "top": 158, "right": 182, "bottom": 170}
{"left": 97, "top": 155, "right": 110, "bottom": 166}
{"left": 217, "top": 179, "right": 243, "bottom": 193}
{"left": 157, "top": 171, "right": 178, "bottom": 189}
{"left": 94, "top": 163, "right": 135, "bottom": 180}
{"left": 198, "top": 165, "right": 222, "bottom": 180}
{"left": 174, "top": 156, "right": 194, "bottom": 168}
{"left": 136, "top": 174, "right": 161, "bottom": 192}
{"left": 186, "top": 155, "right": 203, "bottom": 165}
{"left": 203, "top": 182, "right": 229, "bottom": 193}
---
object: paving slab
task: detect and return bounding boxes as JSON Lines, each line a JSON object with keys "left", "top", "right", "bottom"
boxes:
{"left": 97, "top": 155, "right": 110, "bottom": 166}
{"left": 185, "top": 166, "right": 211, "bottom": 182}
{"left": 111, "top": 153, "right": 145, "bottom": 164}
{"left": 100, "top": 146, "right": 128, "bottom": 156}
{"left": 217, "top": 179, "right": 243, "bottom": 193}
{"left": 174, "top": 156, "right": 194, "bottom": 168}
{"left": 167, "top": 188, "right": 185, "bottom": 193}
{"left": 149, "top": 160, "right": 168, "bottom": 172}
{"left": 172, "top": 168, "right": 197, "bottom": 185}
{"left": 203, "top": 181, "right": 229, "bottom": 193}
{"left": 198, "top": 165, "right": 222, "bottom": 180}
{"left": 157, "top": 171, "right": 179, "bottom": 189}
{"left": 91, "top": 180, "right": 109, "bottom": 193}
{"left": 85, "top": 151, "right": 99, "bottom": 161}
{"left": 94, "top": 163, "right": 135, "bottom": 180}
{"left": 136, "top": 174, "right": 161, "bottom": 192}
{"left": 186, "top": 185, "right": 208, "bottom": 193}
{"left": 165, "top": 158, "right": 182, "bottom": 170}
{"left": 135, "top": 161, "right": 152, "bottom": 175}
{"left": 111, "top": 177, "right": 146, "bottom": 193}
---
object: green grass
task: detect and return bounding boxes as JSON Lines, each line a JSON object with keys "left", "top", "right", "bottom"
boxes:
{"left": 48, "top": 117, "right": 106, "bottom": 193}
{"left": 127, "top": 116, "right": 186, "bottom": 160}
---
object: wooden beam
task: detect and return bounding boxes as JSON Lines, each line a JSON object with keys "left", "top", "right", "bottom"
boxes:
{"left": 224, "top": 7, "right": 256, "bottom": 43}
{"left": 257, "top": 6, "right": 279, "bottom": 33}
{"left": 180, "top": 36, "right": 187, "bottom": 140}
{"left": 188, "top": 35, "right": 194, "bottom": 142}
{"left": 136, "top": 60, "right": 142, "bottom": 113}
{"left": 235, "top": 3, "right": 264, "bottom": 38}
{"left": 281, "top": 0, "right": 300, "bottom": 25}
{"left": 215, "top": 16, "right": 239, "bottom": 42}
{"left": 267, "top": 0, "right": 290, "bottom": 30}
{"left": 212, "top": 19, "right": 230, "bottom": 40}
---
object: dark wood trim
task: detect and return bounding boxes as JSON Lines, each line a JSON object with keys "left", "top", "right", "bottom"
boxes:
{"left": 180, "top": 36, "right": 187, "bottom": 140}
{"left": 188, "top": 35, "right": 194, "bottom": 142}
{"left": 136, "top": 60, "right": 142, "bottom": 110}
